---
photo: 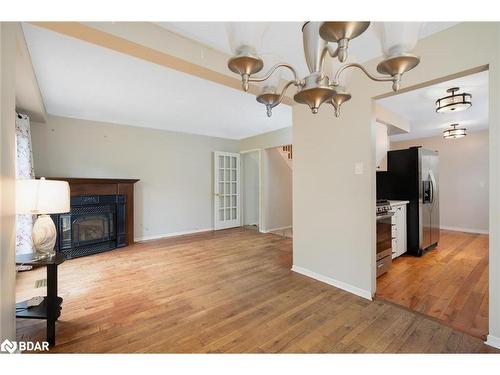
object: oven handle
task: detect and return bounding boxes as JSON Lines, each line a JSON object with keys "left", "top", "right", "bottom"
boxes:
{"left": 376, "top": 213, "right": 394, "bottom": 220}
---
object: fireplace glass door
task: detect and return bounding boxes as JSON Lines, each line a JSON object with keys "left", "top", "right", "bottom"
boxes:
{"left": 72, "top": 212, "right": 115, "bottom": 247}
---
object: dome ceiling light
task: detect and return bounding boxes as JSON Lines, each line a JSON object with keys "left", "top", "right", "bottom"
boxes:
{"left": 443, "top": 123, "right": 467, "bottom": 139}
{"left": 226, "top": 22, "right": 422, "bottom": 117}
{"left": 436, "top": 87, "right": 472, "bottom": 113}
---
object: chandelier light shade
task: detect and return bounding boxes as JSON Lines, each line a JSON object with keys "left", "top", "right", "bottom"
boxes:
{"left": 373, "top": 22, "right": 422, "bottom": 87}
{"left": 225, "top": 22, "right": 269, "bottom": 55}
{"left": 319, "top": 22, "right": 370, "bottom": 62}
{"left": 443, "top": 123, "right": 467, "bottom": 139}
{"left": 326, "top": 56, "right": 356, "bottom": 117}
{"left": 226, "top": 22, "right": 269, "bottom": 90}
{"left": 226, "top": 22, "right": 423, "bottom": 118}
{"left": 373, "top": 22, "right": 422, "bottom": 58}
{"left": 436, "top": 87, "right": 472, "bottom": 113}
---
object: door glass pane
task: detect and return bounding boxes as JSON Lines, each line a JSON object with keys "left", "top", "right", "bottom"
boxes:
{"left": 225, "top": 208, "right": 231, "bottom": 220}
{"left": 219, "top": 182, "right": 224, "bottom": 195}
{"left": 232, "top": 208, "right": 237, "bottom": 220}
{"left": 219, "top": 155, "right": 224, "bottom": 168}
{"left": 231, "top": 183, "right": 237, "bottom": 194}
{"left": 225, "top": 183, "right": 230, "bottom": 194}
{"left": 225, "top": 169, "right": 230, "bottom": 181}
{"left": 225, "top": 156, "right": 230, "bottom": 168}
{"left": 219, "top": 169, "right": 224, "bottom": 181}
{"left": 231, "top": 157, "right": 236, "bottom": 169}
{"left": 225, "top": 196, "right": 230, "bottom": 207}
{"left": 231, "top": 169, "right": 236, "bottom": 181}
{"left": 219, "top": 195, "right": 224, "bottom": 208}
{"left": 231, "top": 195, "right": 237, "bottom": 207}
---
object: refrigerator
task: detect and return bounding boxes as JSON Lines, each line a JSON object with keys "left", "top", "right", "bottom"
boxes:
{"left": 376, "top": 147, "right": 439, "bottom": 256}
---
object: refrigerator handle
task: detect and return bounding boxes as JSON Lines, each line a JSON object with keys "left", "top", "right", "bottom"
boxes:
{"left": 430, "top": 179, "right": 434, "bottom": 204}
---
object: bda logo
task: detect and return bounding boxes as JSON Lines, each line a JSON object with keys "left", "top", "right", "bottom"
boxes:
{"left": 1, "top": 339, "right": 17, "bottom": 353}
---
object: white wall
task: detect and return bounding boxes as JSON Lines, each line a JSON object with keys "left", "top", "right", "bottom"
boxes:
{"left": 263, "top": 147, "right": 292, "bottom": 231}
{"left": 391, "top": 130, "right": 489, "bottom": 234}
{"left": 30, "top": 115, "right": 239, "bottom": 241}
{"left": 242, "top": 151, "right": 259, "bottom": 226}
{"left": 292, "top": 22, "right": 500, "bottom": 346}
{"left": 239, "top": 126, "right": 292, "bottom": 152}
{"left": 375, "top": 123, "right": 389, "bottom": 171}
{"left": 0, "top": 22, "right": 17, "bottom": 342}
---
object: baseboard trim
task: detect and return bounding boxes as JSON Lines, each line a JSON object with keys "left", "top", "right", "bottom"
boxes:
{"left": 291, "top": 265, "right": 372, "bottom": 301}
{"left": 135, "top": 228, "right": 213, "bottom": 242}
{"left": 261, "top": 225, "right": 292, "bottom": 234}
{"left": 486, "top": 334, "right": 500, "bottom": 349}
{"left": 440, "top": 225, "right": 489, "bottom": 235}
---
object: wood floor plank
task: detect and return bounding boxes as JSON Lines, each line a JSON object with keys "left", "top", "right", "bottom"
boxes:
{"left": 377, "top": 230, "right": 489, "bottom": 340}
{"left": 16, "top": 228, "right": 495, "bottom": 353}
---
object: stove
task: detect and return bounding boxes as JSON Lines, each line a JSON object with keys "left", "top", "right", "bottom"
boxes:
{"left": 376, "top": 199, "right": 392, "bottom": 217}
{"left": 376, "top": 199, "right": 394, "bottom": 277}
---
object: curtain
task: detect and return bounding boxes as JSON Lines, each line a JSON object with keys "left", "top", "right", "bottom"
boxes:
{"left": 15, "top": 113, "right": 35, "bottom": 254}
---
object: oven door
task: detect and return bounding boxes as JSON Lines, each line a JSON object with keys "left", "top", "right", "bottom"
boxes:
{"left": 376, "top": 213, "right": 393, "bottom": 261}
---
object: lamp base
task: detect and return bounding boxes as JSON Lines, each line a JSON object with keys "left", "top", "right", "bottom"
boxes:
{"left": 32, "top": 214, "right": 56, "bottom": 258}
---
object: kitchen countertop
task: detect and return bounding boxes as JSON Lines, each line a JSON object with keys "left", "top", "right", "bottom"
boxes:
{"left": 389, "top": 200, "right": 409, "bottom": 207}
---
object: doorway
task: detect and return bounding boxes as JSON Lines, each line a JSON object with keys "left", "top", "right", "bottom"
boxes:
{"left": 373, "top": 68, "right": 490, "bottom": 340}
{"left": 214, "top": 151, "right": 241, "bottom": 230}
{"left": 241, "top": 150, "right": 261, "bottom": 232}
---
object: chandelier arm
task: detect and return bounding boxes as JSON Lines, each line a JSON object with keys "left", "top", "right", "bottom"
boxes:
{"left": 332, "top": 63, "right": 395, "bottom": 87}
{"left": 272, "top": 80, "right": 299, "bottom": 108}
{"left": 248, "top": 63, "right": 300, "bottom": 84}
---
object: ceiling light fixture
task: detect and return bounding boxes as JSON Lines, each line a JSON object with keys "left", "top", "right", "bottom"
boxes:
{"left": 436, "top": 87, "right": 472, "bottom": 113}
{"left": 226, "top": 22, "right": 422, "bottom": 117}
{"left": 443, "top": 123, "right": 467, "bottom": 139}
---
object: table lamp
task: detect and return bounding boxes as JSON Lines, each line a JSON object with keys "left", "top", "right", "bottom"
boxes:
{"left": 16, "top": 177, "right": 70, "bottom": 258}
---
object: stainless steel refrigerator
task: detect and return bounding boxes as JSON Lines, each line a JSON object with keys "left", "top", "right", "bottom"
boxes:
{"left": 376, "top": 147, "right": 439, "bottom": 256}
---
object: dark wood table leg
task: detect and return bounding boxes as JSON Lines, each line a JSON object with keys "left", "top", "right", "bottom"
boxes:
{"left": 46, "top": 263, "right": 58, "bottom": 346}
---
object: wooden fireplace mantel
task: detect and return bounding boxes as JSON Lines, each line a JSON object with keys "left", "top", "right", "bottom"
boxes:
{"left": 45, "top": 177, "right": 140, "bottom": 245}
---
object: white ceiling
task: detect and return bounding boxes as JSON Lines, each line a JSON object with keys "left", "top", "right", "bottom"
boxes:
{"left": 22, "top": 23, "right": 292, "bottom": 140}
{"left": 24, "top": 22, "right": 459, "bottom": 140}
{"left": 157, "top": 22, "right": 459, "bottom": 77}
{"left": 377, "top": 70, "right": 489, "bottom": 141}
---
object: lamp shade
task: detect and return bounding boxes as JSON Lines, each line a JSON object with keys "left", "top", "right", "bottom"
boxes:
{"left": 16, "top": 177, "right": 70, "bottom": 215}
{"left": 373, "top": 22, "right": 423, "bottom": 57}
{"left": 225, "top": 22, "right": 269, "bottom": 55}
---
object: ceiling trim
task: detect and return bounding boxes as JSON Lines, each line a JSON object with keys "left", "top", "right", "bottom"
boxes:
{"left": 373, "top": 64, "right": 489, "bottom": 101}
{"left": 29, "top": 22, "right": 294, "bottom": 106}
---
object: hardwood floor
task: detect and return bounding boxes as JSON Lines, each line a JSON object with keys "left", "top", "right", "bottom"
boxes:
{"left": 377, "top": 230, "right": 489, "bottom": 340}
{"left": 16, "top": 228, "right": 496, "bottom": 353}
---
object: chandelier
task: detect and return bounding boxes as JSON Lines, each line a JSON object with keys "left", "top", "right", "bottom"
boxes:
{"left": 226, "top": 22, "right": 422, "bottom": 117}
{"left": 436, "top": 87, "right": 472, "bottom": 113}
{"left": 443, "top": 123, "right": 467, "bottom": 139}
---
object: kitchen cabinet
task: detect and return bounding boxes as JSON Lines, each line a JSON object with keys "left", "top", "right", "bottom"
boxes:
{"left": 389, "top": 201, "right": 408, "bottom": 259}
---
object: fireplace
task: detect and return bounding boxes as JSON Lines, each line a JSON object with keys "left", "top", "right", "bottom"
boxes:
{"left": 44, "top": 177, "right": 139, "bottom": 259}
{"left": 53, "top": 195, "right": 126, "bottom": 259}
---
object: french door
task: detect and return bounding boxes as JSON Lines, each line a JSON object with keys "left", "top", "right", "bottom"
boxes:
{"left": 214, "top": 151, "right": 241, "bottom": 230}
